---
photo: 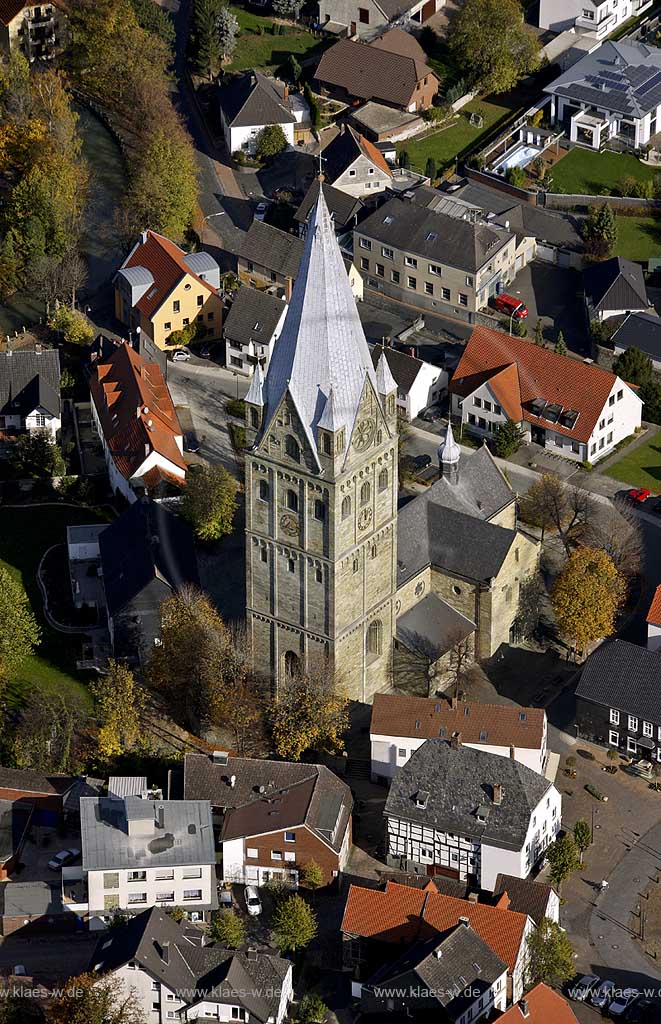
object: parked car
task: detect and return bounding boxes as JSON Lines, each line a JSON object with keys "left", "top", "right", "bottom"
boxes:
{"left": 572, "top": 974, "right": 601, "bottom": 1002}
{"left": 420, "top": 405, "right": 442, "bottom": 423}
{"left": 255, "top": 202, "right": 268, "bottom": 222}
{"left": 172, "top": 348, "right": 191, "bottom": 362}
{"left": 591, "top": 979, "right": 616, "bottom": 1010}
{"left": 625, "top": 998, "right": 656, "bottom": 1023}
{"left": 609, "top": 989, "right": 640, "bottom": 1017}
{"left": 412, "top": 454, "right": 432, "bottom": 471}
{"left": 244, "top": 885, "right": 262, "bottom": 916}
{"left": 626, "top": 488, "right": 651, "bottom": 505}
{"left": 493, "top": 293, "right": 529, "bottom": 320}
{"left": 218, "top": 886, "right": 233, "bottom": 909}
{"left": 184, "top": 431, "right": 201, "bottom": 453}
{"left": 48, "top": 848, "right": 81, "bottom": 871}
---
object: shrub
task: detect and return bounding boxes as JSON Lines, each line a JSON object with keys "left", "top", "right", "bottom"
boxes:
{"left": 506, "top": 166, "right": 527, "bottom": 189}
{"left": 585, "top": 783, "right": 607, "bottom": 801}
{"left": 226, "top": 398, "right": 245, "bottom": 419}
{"left": 229, "top": 423, "right": 247, "bottom": 450}
{"left": 581, "top": 460, "right": 593, "bottom": 471}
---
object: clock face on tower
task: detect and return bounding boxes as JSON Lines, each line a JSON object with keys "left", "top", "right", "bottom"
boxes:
{"left": 358, "top": 507, "right": 373, "bottom": 531}
{"left": 279, "top": 513, "right": 299, "bottom": 536}
{"left": 352, "top": 417, "right": 376, "bottom": 452}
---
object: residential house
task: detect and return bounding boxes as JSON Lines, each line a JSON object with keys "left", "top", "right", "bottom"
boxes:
{"left": 73, "top": 787, "right": 216, "bottom": 930}
{"left": 341, "top": 878, "right": 534, "bottom": 1002}
{"left": 219, "top": 70, "right": 300, "bottom": 155}
{"left": 318, "top": 2, "right": 444, "bottom": 41}
{"left": 294, "top": 179, "right": 366, "bottom": 236}
{"left": 396, "top": 434, "right": 540, "bottom": 670}
{"left": 90, "top": 906, "right": 293, "bottom": 1024}
{"left": 545, "top": 40, "right": 661, "bottom": 150}
{"left": 89, "top": 342, "right": 186, "bottom": 502}
{"left": 498, "top": 983, "right": 579, "bottom": 1024}
{"left": 359, "top": 921, "right": 508, "bottom": 1023}
{"left": 237, "top": 221, "right": 306, "bottom": 301}
{"left": 611, "top": 310, "right": 661, "bottom": 370}
{"left": 223, "top": 286, "right": 288, "bottom": 377}
{"left": 370, "top": 693, "right": 548, "bottom": 783}
{"left": 575, "top": 639, "right": 661, "bottom": 762}
{"left": 449, "top": 325, "right": 643, "bottom": 462}
{"left": 0, "top": 346, "right": 60, "bottom": 440}
{"left": 647, "top": 585, "right": 661, "bottom": 651}
{"left": 183, "top": 752, "right": 353, "bottom": 887}
{"left": 349, "top": 100, "right": 424, "bottom": 143}
{"left": 369, "top": 343, "right": 447, "bottom": 421}
{"left": 354, "top": 194, "right": 517, "bottom": 315}
{"left": 315, "top": 37, "right": 438, "bottom": 113}
{"left": 320, "top": 125, "right": 393, "bottom": 198}
{"left": 539, "top": 0, "right": 652, "bottom": 41}
{"left": 492, "top": 874, "right": 560, "bottom": 925}
{"left": 384, "top": 739, "right": 561, "bottom": 891}
{"left": 0, "top": 767, "right": 88, "bottom": 827}
{"left": 0, "top": 0, "right": 67, "bottom": 60}
{"left": 114, "top": 231, "right": 223, "bottom": 352}
{"left": 583, "top": 256, "right": 651, "bottom": 322}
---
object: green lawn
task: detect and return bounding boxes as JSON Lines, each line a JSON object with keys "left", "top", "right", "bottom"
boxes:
{"left": 398, "top": 99, "right": 511, "bottom": 173}
{"left": 228, "top": 7, "right": 327, "bottom": 72}
{"left": 614, "top": 215, "right": 661, "bottom": 261}
{"left": 550, "top": 148, "right": 656, "bottom": 195}
{"left": 604, "top": 432, "right": 661, "bottom": 492}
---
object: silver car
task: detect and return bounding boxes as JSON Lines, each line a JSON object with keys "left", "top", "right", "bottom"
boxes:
{"left": 609, "top": 989, "right": 639, "bottom": 1017}
{"left": 590, "top": 979, "right": 615, "bottom": 1009}
{"left": 244, "top": 885, "right": 262, "bottom": 916}
{"left": 572, "top": 974, "right": 600, "bottom": 1002}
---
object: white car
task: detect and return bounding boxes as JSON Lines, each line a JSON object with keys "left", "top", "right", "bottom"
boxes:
{"left": 609, "top": 989, "right": 639, "bottom": 1017}
{"left": 591, "top": 979, "right": 616, "bottom": 1009}
{"left": 172, "top": 348, "right": 191, "bottom": 362}
{"left": 48, "top": 847, "right": 81, "bottom": 871}
{"left": 255, "top": 202, "right": 268, "bottom": 222}
{"left": 244, "top": 885, "right": 262, "bottom": 916}
{"left": 572, "top": 974, "right": 600, "bottom": 1002}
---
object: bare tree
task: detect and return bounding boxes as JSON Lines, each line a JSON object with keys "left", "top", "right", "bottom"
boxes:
{"left": 31, "top": 249, "right": 88, "bottom": 310}
{"left": 582, "top": 502, "right": 642, "bottom": 583}
{"left": 446, "top": 629, "right": 474, "bottom": 702}
{"left": 520, "top": 473, "right": 596, "bottom": 553}
{"left": 511, "top": 572, "right": 544, "bottom": 642}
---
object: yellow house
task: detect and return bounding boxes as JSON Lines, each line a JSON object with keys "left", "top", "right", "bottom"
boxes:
{"left": 114, "top": 231, "right": 224, "bottom": 352}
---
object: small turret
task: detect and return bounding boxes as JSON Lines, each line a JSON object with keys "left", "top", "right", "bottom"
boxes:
{"left": 375, "top": 348, "right": 397, "bottom": 431}
{"left": 244, "top": 363, "right": 264, "bottom": 446}
{"left": 438, "top": 422, "right": 460, "bottom": 485}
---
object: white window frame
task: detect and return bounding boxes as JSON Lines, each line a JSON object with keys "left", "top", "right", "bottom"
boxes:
{"left": 627, "top": 736, "right": 637, "bottom": 753}
{"left": 246, "top": 848, "right": 258, "bottom": 858}
{"left": 628, "top": 715, "right": 638, "bottom": 732}
{"left": 610, "top": 709, "right": 620, "bottom": 725}
{"left": 643, "top": 721, "right": 653, "bottom": 737}
{"left": 608, "top": 730, "right": 619, "bottom": 746}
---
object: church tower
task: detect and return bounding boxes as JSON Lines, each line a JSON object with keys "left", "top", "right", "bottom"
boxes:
{"left": 244, "top": 190, "right": 398, "bottom": 701}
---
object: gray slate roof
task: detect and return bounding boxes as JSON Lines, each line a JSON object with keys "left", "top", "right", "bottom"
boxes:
{"left": 223, "top": 286, "right": 287, "bottom": 349}
{"left": 0, "top": 347, "right": 60, "bottom": 419}
{"left": 492, "top": 873, "right": 555, "bottom": 926}
{"left": 396, "top": 593, "right": 475, "bottom": 660}
{"left": 295, "top": 179, "right": 365, "bottom": 230}
{"left": 611, "top": 311, "right": 661, "bottom": 362}
{"left": 1, "top": 881, "right": 64, "bottom": 918}
{"left": 544, "top": 40, "right": 661, "bottom": 119}
{"left": 219, "top": 70, "right": 296, "bottom": 128}
{"left": 385, "top": 740, "right": 552, "bottom": 851}
{"left": 238, "top": 220, "right": 304, "bottom": 279}
{"left": 357, "top": 196, "right": 511, "bottom": 274}
{"left": 370, "top": 343, "right": 425, "bottom": 395}
{"left": 583, "top": 257, "right": 649, "bottom": 314}
{"left": 80, "top": 797, "right": 215, "bottom": 872}
{"left": 576, "top": 639, "right": 661, "bottom": 723}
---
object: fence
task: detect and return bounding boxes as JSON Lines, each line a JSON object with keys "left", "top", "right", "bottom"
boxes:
{"left": 463, "top": 166, "right": 539, "bottom": 205}
{"left": 543, "top": 193, "right": 661, "bottom": 212}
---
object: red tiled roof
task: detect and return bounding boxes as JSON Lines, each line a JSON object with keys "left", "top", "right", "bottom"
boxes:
{"left": 90, "top": 343, "right": 185, "bottom": 482}
{"left": 371, "top": 28, "right": 428, "bottom": 64}
{"left": 451, "top": 326, "right": 623, "bottom": 444}
{"left": 371, "top": 694, "right": 545, "bottom": 750}
{"left": 122, "top": 231, "right": 216, "bottom": 319}
{"left": 498, "top": 983, "right": 578, "bottom": 1023}
{"left": 341, "top": 881, "right": 528, "bottom": 971}
{"left": 356, "top": 131, "right": 392, "bottom": 177}
{"left": 647, "top": 584, "right": 661, "bottom": 625}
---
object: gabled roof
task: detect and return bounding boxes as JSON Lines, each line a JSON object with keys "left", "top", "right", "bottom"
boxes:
{"left": 238, "top": 220, "right": 304, "bottom": 279}
{"left": 294, "top": 179, "right": 365, "bottom": 230}
{"left": 371, "top": 27, "right": 428, "bottom": 63}
{"left": 371, "top": 694, "right": 545, "bottom": 750}
{"left": 0, "top": 766, "right": 74, "bottom": 797}
{"left": 118, "top": 231, "right": 219, "bottom": 319}
{"left": 0, "top": 348, "right": 60, "bottom": 419}
{"left": 544, "top": 40, "right": 661, "bottom": 120}
{"left": 498, "top": 983, "right": 578, "bottom": 1024}
{"left": 451, "top": 325, "right": 628, "bottom": 443}
{"left": 370, "top": 344, "right": 425, "bottom": 395}
{"left": 611, "top": 310, "right": 661, "bottom": 363}
{"left": 583, "top": 256, "right": 649, "bottom": 314}
{"left": 219, "top": 70, "right": 296, "bottom": 129}
{"left": 647, "top": 584, "right": 661, "bottom": 626}
{"left": 492, "top": 874, "right": 556, "bottom": 927}
{"left": 223, "top": 286, "right": 287, "bottom": 350}
{"left": 576, "top": 639, "right": 661, "bottom": 723}
{"left": 89, "top": 343, "right": 185, "bottom": 481}
{"left": 321, "top": 125, "right": 392, "bottom": 183}
{"left": 396, "top": 593, "right": 475, "bottom": 659}
{"left": 316, "top": 38, "right": 437, "bottom": 109}
{"left": 385, "top": 740, "right": 552, "bottom": 851}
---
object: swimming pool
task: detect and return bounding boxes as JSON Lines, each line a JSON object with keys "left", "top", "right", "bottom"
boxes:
{"left": 492, "top": 142, "right": 543, "bottom": 175}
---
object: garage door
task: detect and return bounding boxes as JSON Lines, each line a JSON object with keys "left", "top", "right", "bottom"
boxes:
{"left": 536, "top": 244, "right": 557, "bottom": 264}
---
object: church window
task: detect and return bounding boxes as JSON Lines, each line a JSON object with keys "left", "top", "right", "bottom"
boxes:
{"left": 315, "top": 568, "right": 323, "bottom": 583}
{"left": 286, "top": 489, "right": 298, "bottom": 512}
{"left": 259, "top": 479, "right": 269, "bottom": 502}
{"left": 452, "top": 585, "right": 462, "bottom": 596}
{"left": 360, "top": 482, "right": 371, "bottom": 505}
{"left": 283, "top": 650, "right": 301, "bottom": 677}
{"left": 285, "top": 435, "right": 300, "bottom": 462}
{"left": 378, "top": 468, "right": 388, "bottom": 491}
{"left": 387, "top": 396, "right": 395, "bottom": 416}
{"left": 336, "top": 430, "right": 345, "bottom": 453}
{"left": 314, "top": 499, "right": 325, "bottom": 521}
{"left": 341, "top": 496, "right": 351, "bottom": 519}
{"left": 260, "top": 548, "right": 268, "bottom": 563}
{"left": 515, "top": 547, "right": 520, "bottom": 563}
{"left": 371, "top": 545, "right": 377, "bottom": 559}
{"left": 321, "top": 432, "right": 331, "bottom": 456}
{"left": 353, "top": 558, "right": 359, "bottom": 574}
{"left": 250, "top": 408, "right": 259, "bottom": 429}
{"left": 288, "top": 558, "right": 295, "bottom": 573}
{"left": 366, "top": 619, "right": 383, "bottom": 660}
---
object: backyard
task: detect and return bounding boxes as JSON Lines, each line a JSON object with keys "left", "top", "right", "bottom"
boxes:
{"left": 227, "top": 6, "right": 328, "bottom": 72}
{"left": 398, "top": 99, "right": 512, "bottom": 172}
{"left": 604, "top": 430, "right": 661, "bottom": 491}
{"left": 550, "top": 148, "right": 657, "bottom": 195}
{"left": 614, "top": 213, "right": 661, "bottom": 260}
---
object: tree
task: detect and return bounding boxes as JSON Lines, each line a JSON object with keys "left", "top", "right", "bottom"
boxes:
{"left": 13, "top": 693, "right": 83, "bottom": 774}
{"left": 0, "top": 995, "right": 44, "bottom": 1024}
{"left": 217, "top": 4, "right": 239, "bottom": 60}
{"left": 91, "top": 660, "right": 145, "bottom": 762}
{"left": 425, "top": 156, "right": 437, "bottom": 181}
{"left": 270, "top": 671, "right": 349, "bottom": 761}
{"left": 0, "top": 231, "right": 20, "bottom": 300}
{"left": 582, "top": 203, "right": 617, "bottom": 259}
{"left": 582, "top": 503, "right": 641, "bottom": 582}
{"left": 272, "top": 893, "right": 317, "bottom": 953}
{"left": 297, "top": 993, "right": 329, "bottom": 1024}
{"left": 181, "top": 463, "right": 239, "bottom": 542}
{"left": 124, "top": 123, "right": 198, "bottom": 242}
{"left": 554, "top": 330, "right": 567, "bottom": 356}
{"left": 552, "top": 547, "right": 625, "bottom": 657}
{"left": 288, "top": 54, "right": 302, "bottom": 84}
{"left": 256, "top": 123, "right": 288, "bottom": 161}
{"left": 0, "top": 566, "right": 41, "bottom": 683}
{"left": 209, "top": 909, "right": 246, "bottom": 948}
{"left": 506, "top": 166, "right": 527, "bottom": 189}
{"left": 607, "top": 747, "right": 619, "bottom": 762}
{"left": 193, "top": 0, "right": 223, "bottom": 78}
{"left": 526, "top": 917, "right": 575, "bottom": 986}
{"left": 520, "top": 473, "right": 595, "bottom": 551}
{"left": 534, "top": 319, "right": 544, "bottom": 347}
{"left": 511, "top": 572, "right": 543, "bottom": 642}
{"left": 612, "top": 346, "right": 653, "bottom": 387}
{"left": 546, "top": 834, "right": 580, "bottom": 893}
{"left": 398, "top": 150, "right": 410, "bottom": 169}
{"left": 48, "top": 304, "right": 94, "bottom": 345}
{"left": 493, "top": 419, "right": 524, "bottom": 457}
{"left": 11, "top": 430, "right": 65, "bottom": 479}
{"left": 446, "top": 630, "right": 473, "bottom": 702}
{"left": 130, "top": 0, "right": 175, "bottom": 50}
{"left": 47, "top": 971, "right": 145, "bottom": 1024}
{"left": 273, "top": 0, "right": 299, "bottom": 16}
{"left": 512, "top": 317, "right": 527, "bottom": 338}
{"left": 450, "top": 0, "right": 540, "bottom": 94}
{"left": 573, "top": 818, "right": 591, "bottom": 864}
{"left": 301, "top": 859, "right": 324, "bottom": 890}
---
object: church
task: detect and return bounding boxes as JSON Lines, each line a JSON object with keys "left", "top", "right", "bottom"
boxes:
{"left": 243, "top": 191, "right": 539, "bottom": 702}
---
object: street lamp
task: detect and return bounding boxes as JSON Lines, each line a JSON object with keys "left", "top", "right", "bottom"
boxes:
{"left": 201, "top": 211, "right": 225, "bottom": 243}
{"left": 232, "top": 370, "right": 239, "bottom": 399}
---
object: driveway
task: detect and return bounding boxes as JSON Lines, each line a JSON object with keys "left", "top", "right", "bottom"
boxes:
{"left": 512, "top": 261, "right": 587, "bottom": 354}
{"left": 167, "top": 358, "right": 247, "bottom": 474}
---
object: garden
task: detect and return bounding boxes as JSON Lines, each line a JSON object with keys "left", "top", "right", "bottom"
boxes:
{"left": 604, "top": 430, "right": 661, "bottom": 491}
{"left": 226, "top": 6, "right": 328, "bottom": 73}
{"left": 613, "top": 213, "right": 661, "bottom": 261}
{"left": 549, "top": 148, "right": 658, "bottom": 196}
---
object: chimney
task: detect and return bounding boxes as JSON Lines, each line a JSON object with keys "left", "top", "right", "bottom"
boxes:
{"left": 519, "top": 998, "right": 529, "bottom": 1018}
{"left": 510, "top": 745, "right": 516, "bottom": 760}
{"left": 156, "top": 805, "right": 165, "bottom": 829}
{"left": 340, "top": 122, "right": 345, "bottom": 134}
{"left": 468, "top": 892, "right": 478, "bottom": 903}
{"left": 247, "top": 947, "right": 258, "bottom": 962}
{"left": 161, "top": 942, "right": 170, "bottom": 965}
{"left": 144, "top": 442, "right": 150, "bottom": 458}
{"left": 283, "top": 84, "right": 289, "bottom": 103}
{"left": 35, "top": 343, "right": 42, "bottom": 355}
{"left": 230, "top": 775, "right": 236, "bottom": 788}
{"left": 450, "top": 731, "right": 462, "bottom": 750}
{"left": 450, "top": 696, "right": 457, "bottom": 711}
{"left": 493, "top": 783, "right": 503, "bottom": 806}
{"left": 408, "top": 346, "right": 415, "bottom": 357}
{"left": 137, "top": 404, "right": 142, "bottom": 419}
{"left": 496, "top": 892, "right": 510, "bottom": 911}
{"left": 458, "top": 916, "right": 470, "bottom": 927}
{"left": 434, "top": 948, "right": 443, "bottom": 959}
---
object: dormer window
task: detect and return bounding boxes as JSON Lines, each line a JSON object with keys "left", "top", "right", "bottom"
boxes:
{"left": 415, "top": 790, "right": 429, "bottom": 809}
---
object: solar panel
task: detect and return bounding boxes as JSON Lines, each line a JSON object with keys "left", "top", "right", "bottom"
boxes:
{"left": 637, "top": 70, "right": 661, "bottom": 95}
{"left": 599, "top": 69, "right": 623, "bottom": 81}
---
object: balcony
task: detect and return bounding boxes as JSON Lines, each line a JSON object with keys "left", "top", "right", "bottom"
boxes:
{"left": 62, "top": 867, "right": 88, "bottom": 915}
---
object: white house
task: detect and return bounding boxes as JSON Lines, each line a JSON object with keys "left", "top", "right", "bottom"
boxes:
{"left": 370, "top": 344, "right": 447, "bottom": 421}
{"left": 647, "top": 586, "right": 661, "bottom": 652}
{"left": 450, "top": 325, "right": 642, "bottom": 464}
{"left": 0, "top": 346, "right": 61, "bottom": 440}
{"left": 219, "top": 70, "right": 298, "bottom": 155}
{"left": 89, "top": 342, "right": 186, "bottom": 502}
{"left": 91, "top": 906, "right": 293, "bottom": 1024}
{"left": 320, "top": 124, "right": 393, "bottom": 198}
{"left": 71, "top": 787, "right": 216, "bottom": 931}
{"left": 584, "top": 257, "right": 651, "bottom": 323}
{"left": 385, "top": 739, "right": 561, "bottom": 892}
{"left": 539, "top": 0, "right": 652, "bottom": 38}
{"left": 370, "top": 693, "right": 548, "bottom": 782}
{"left": 223, "top": 285, "right": 288, "bottom": 377}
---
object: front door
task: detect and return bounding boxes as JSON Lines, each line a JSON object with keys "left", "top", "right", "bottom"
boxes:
{"left": 350, "top": 20, "right": 356, "bottom": 34}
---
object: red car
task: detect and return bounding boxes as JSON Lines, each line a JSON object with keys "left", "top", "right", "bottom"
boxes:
{"left": 494, "top": 293, "right": 529, "bottom": 319}
{"left": 626, "top": 488, "right": 651, "bottom": 504}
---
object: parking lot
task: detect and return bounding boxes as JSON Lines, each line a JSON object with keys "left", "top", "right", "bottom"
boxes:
{"left": 509, "top": 261, "right": 587, "bottom": 354}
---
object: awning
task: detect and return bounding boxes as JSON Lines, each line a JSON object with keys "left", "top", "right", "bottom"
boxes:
{"left": 637, "top": 736, "right": 655, "bottom": 750}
